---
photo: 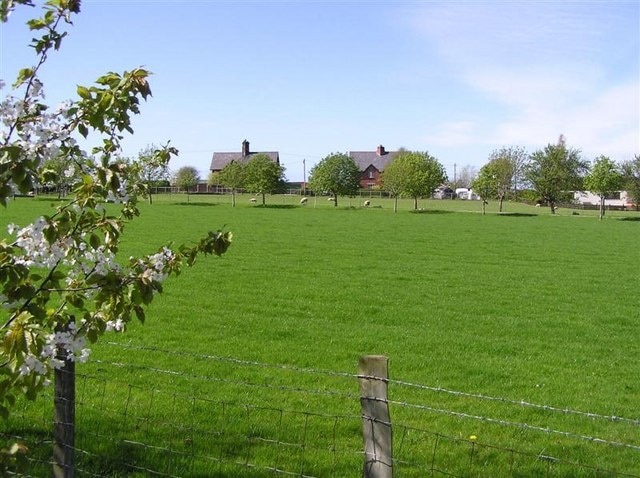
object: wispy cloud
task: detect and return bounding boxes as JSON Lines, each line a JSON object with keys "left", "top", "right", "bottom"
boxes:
{"left": 405, "top": 1, "right": 639, "bottom": 159}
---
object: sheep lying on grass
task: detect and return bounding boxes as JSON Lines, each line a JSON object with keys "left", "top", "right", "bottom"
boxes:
{"left": 250, "top": 198, "right": 257, "bottom": 204}
{"left": 300, "top": 197, "right": 308, "bottom": 205}
{"left": 327, "top": 197, "right": 335, "bottom": 201}
{"left": 363, "top": 200, "right": 370, "bottom": 207}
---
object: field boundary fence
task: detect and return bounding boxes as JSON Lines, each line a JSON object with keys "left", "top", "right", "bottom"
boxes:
{"left": 3, "top": 342, "right": 639, "bottom": 477}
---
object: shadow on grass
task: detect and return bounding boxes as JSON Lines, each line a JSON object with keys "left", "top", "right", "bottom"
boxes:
{"left": 253, "top": 204, "right": 298, "bottom": 209}
{"left": 410, "top": 209, "right": 453, "bottom": 215}
{"left": 619, "top": 216, "right": 640, "bottom": 222}
{"left": 171, "top": 202, "right": 222, "bottom": 207}
{"left": 497, "top": 212, "right": 538, "bottom": 217}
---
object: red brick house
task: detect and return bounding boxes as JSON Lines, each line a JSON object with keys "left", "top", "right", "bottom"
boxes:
{"left": 210, "top": 140, "right": 280, "bottom": 173}
{"left": 349, "top": 145, "right": 400, "bottom": 189}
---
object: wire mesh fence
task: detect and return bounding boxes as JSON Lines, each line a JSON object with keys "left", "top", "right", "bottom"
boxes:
{"left": 3, "top": 342, "right": 639, "bottom": 477}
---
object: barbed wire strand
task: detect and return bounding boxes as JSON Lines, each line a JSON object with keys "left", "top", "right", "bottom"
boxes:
{"left": 390, "top": 378, "right": 640, "bottom": 426}
{"left": 392, "top": 425, "right": 640, "bottom": 478}
{"left": 91, "top": 358, "right": 358, "bottom": 403}
{"left": 386, "top": 397, "right": 640, "bottom": 451}
{"left": 103, "top": 341, "right": 640, "bottom": 427}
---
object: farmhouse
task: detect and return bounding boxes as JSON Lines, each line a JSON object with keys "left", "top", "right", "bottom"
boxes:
{"left": 210, "top": 140, "right": 280, "bottom": 173}
{"left": 574, "top": 190, "right": 632, "bottom": 209}
{"left": 349, "top": 145, "right": 400, "bottom": 189}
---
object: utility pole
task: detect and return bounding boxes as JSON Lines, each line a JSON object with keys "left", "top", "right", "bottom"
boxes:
{"left": 453, "top": 163, "right": 457, "bottom": 187}
{"left": 303, "top": 159, "right": 306, "bottom": 196}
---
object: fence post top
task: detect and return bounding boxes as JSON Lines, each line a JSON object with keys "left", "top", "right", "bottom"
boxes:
{"left": 358, "top": 356, "right": 389, "bottom": 378}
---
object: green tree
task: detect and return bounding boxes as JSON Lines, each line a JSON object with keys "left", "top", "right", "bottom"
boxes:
{"left": 621, "top": 155, "right": 640, "bottom": 211}
{"left": 487, "top": 146, "right": 528, "bottom": 206}
{"left": 584, "top": 156, "right": 623, "bottom": 220}
{"left": 0, "top": 4, "right": 231, "bottom": 471}
{"left": 483, "top": 150, "right": 516, "bottom": 212}
{"left": 380, "top": 157, "right": 406, "bottom": 213}
{"left": 381, "top": 151, "right": 446, "bottom": 211}
{"left": 308, "top": 152, "right": 360, "bottom": 207}
{"left": 243, "top": 154, "right": 285, "bottom": 206}
{"left": 210, "top": 160, "right": 245, "bottom": 207}
{"left": 137, "top": 144, "right": 173, "bottom": 204}
{"left": 525, "top": 136, "right": 588, "bottom": 214}
{"left": 173, "top": 166, "right": 200, "bottom": 199}
{"left": 471, "top": 164, "right": 500, "bottom": 215}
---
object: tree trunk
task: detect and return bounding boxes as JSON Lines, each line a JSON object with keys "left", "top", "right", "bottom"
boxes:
{"left": 261, "top": 192, "right": 266, "bottom": 206}
{"left": 550, "top": 201, "right": 555, "bottom": 214}
{"left": 333, "top": 193, "right": 338, "bottom": 207}
{"left": 231, "top": 190, "right": 236, "bottom": 207}
{"left": 482, "top": 200, "right": 486, "bottom": 215}
{"left": 498, "top": 195, "right": 504, "bottom": 212}
{"left": 393, "top": 196, "right": 398, "bottom": 213}
{"left": 53, "top": 322, "right": 75, "bottom": 478}
{"left": 413, "top": 197, "right": 418, "bottom": 210}
{"left": 599, "top": 196, "right": 605, "bottom": 220}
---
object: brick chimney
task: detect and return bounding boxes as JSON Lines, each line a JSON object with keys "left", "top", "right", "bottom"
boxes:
{"left": 242, "top": 139, "right": 250, "bottom": 157}
{"left": 376, "top": 145, "right": 386, "bottom": 156}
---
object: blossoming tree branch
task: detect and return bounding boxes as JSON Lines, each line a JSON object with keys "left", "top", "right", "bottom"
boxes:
{"left": 0, "top": 0, "right": 231, "bottom": 466}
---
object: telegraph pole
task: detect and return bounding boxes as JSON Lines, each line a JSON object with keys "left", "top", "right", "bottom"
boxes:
{"left": 303, "top": 159, "right": 306, "bottom": 195}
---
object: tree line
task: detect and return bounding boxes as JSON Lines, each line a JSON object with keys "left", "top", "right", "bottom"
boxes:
{"left": 470, "top": 136, "right": 639, "bottom": 219}
{"left": 45, "top": 135, "right": 639, "bottom": 219}
{"left": 301, "top": 137, "right": 639, "bottom": 219}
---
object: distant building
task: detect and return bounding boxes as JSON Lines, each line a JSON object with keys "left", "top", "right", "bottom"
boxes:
{"left": 349, "top": 145, "right": 400, "bottom": 189}
{"left": 210, "top": 140, "right": 280, "bottom": 173}
{"left": 574, "top": 190, "right": 631, "bottom": 208}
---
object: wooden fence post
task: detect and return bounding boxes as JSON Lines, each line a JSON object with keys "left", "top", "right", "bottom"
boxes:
{"left": 358, "top": 355, "right": 392, "bottom": 478}
{"left": 53, "top": 325, "right": 75, "bottom": 478}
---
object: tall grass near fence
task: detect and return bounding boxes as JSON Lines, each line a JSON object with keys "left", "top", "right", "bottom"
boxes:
{"left": 2, "top": 195, "right": 639, "bottom": 475}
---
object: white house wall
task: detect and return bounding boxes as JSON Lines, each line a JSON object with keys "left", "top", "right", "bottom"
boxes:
{"left": 574, "top": 191, "right": 629, "bottom": 207}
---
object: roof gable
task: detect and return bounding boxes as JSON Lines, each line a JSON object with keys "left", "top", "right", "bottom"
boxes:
{"left": 210, "top": 150, "right": 279, "bottom": 172}
{"left": 349, "top": 150, "right": 399, "bottom": 173}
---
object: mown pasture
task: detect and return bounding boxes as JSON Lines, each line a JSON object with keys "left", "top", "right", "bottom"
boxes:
{"left": 2, "top": 194, "right": 639, "bottom": 476}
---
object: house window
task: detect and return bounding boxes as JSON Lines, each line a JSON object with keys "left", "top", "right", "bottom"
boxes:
{"left": 368, "top": 170, "right": 375, "bottom": 179}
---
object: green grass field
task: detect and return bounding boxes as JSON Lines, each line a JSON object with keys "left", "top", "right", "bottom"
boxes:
{"left": 2, "top": 193, "right": 639, "bottom": 476}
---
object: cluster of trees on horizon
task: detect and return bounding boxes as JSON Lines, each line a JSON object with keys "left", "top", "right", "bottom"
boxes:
{"left": 164, "top": 135, "right": 638, "bottom": 219}
{"left": 40, "top": 134, "right": 640, "bottom": 220}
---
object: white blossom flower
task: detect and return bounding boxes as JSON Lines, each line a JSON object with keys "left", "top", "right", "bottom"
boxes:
{"left": 105, "top": 318, "right": 125, "bottom": 332}
{"left": 19, "top": 355, "right": 47, "bottom": 376}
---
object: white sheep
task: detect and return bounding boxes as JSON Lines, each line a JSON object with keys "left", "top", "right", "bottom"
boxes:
{"left": 300, "top": 197, "right": 308, "bottom": 205}
{"left": 327, "top": 197, "right": 335, "bottom": 201}
{"left": 363, "top": 200, "right": 370, "bottom": 207}
{"left": 250, "top": 198, "right": 257, "bottom": 203}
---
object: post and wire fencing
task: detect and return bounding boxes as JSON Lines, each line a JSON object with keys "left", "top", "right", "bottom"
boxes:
{"left": 3, "top": 343, "right": 639, "bottom": 477}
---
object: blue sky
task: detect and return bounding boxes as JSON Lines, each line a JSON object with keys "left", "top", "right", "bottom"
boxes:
{"left": 2, "top": 0, "right": 638, "bottom": 182}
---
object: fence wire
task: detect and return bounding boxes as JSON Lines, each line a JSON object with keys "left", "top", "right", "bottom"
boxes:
{"left": 3, "top": 343, "right": 639, "bottom": 477}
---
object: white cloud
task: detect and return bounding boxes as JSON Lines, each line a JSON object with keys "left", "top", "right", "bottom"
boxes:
{"left": 405, "top": 2, "right": 639, "bottom": 161}
{"left": 422, "top": 120, "right": 479, "bottom": 147}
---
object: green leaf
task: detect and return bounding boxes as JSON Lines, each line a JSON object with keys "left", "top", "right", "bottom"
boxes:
{"left": 87, "top": 327, "right": 98, "bottom": 344}
{"left": 89, "top": 233, "right": 100, "bottom": 249}
{"left": 12, "top": 68, "right": 34, "bottom": 88}
{"left": 133, "top": 305, "right": 145, "bottom": 323}
{"left": 76, "top": 85, "right": 91, "bottom": 99}
{"left": 26, "top": 18, "right": 47, "bottom": 30}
